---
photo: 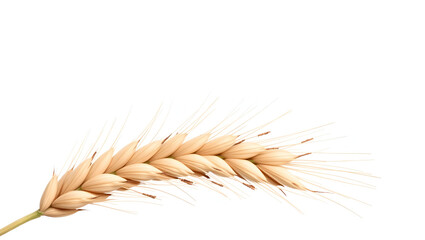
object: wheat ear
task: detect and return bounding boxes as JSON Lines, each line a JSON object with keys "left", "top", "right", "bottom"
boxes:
{"left": 0, "top": 107, "right": 373, "bottom": 236}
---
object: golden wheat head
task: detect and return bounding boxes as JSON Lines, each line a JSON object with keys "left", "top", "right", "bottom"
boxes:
{"left": 0, "top": 105, "right": 374, "bottom": 236}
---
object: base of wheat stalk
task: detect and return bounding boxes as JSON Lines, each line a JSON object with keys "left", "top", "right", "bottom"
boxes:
{"left": 0, "top": 105, "right": 374, "bottom": 236}
{"left": 0, "top": 211, "right": 42, "bottom": 236}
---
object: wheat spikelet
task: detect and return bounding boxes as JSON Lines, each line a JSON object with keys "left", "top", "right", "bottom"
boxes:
{"left": 0, "top": 104, "right": 375, "bottom": 236}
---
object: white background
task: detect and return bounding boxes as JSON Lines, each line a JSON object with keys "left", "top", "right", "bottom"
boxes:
{"left": 0, "top": 1, "right": 424, "bottom": 239}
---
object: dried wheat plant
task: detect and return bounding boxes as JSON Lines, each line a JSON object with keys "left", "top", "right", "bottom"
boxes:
{"left": 0, "top": 103, "right": 375, "bottom": 236}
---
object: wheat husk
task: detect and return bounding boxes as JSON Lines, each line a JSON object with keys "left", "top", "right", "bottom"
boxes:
{"left": 81, "top": 174, "right": 126, "bottom": 193}
{"left": 52, "top": 191, "right": 98, "bottom": 209}
{"left": 39, "top": 174, "right": 58, "bottom": 212}
{"left": 116, "top": 163, "right": 162, "bottom": 181}
{"left": 251, "top": 149, "right": 296, "bottom": 165}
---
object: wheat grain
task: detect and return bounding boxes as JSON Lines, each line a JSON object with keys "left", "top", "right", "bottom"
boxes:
{"left": 0, "top": 106, "right": 374, "bottom": 236}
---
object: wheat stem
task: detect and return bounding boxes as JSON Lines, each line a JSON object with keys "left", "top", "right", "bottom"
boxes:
{"left": 0, "top": 210, "right": 42, "bottom": 236}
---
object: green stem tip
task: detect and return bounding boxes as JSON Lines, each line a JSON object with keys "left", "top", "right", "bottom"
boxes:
{"left": 0, "top": 210, "right": 42, "bottom": 236}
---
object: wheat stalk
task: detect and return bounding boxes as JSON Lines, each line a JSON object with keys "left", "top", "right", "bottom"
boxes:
{"left": 0, "top": 106, "right": 374, "bottom": 236}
